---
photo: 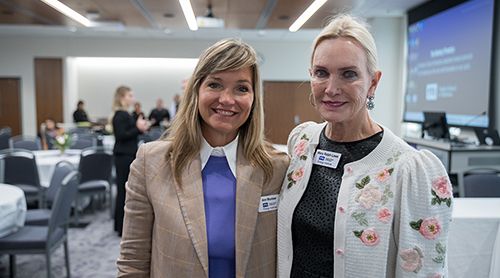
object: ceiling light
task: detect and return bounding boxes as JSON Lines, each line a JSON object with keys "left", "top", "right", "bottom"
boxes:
{"left": 289, "top": 0, "right": 327, "bottom": 32}
{"left": 179, "top": 0, "right": 198, "bottom": 31}
{"left": 40, "top": 0, "right": 90, "bottom": 26}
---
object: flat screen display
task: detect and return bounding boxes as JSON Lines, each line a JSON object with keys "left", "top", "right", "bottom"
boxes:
{"left": 404, "top": 0, "right": 495, "bottom": 128}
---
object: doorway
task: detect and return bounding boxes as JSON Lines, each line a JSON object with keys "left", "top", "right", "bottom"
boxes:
{"left": 0, "top": 78, "right": 22, "bottom": 136}
{"left": 263, "top": 81, "right": 323, "bottom": 145}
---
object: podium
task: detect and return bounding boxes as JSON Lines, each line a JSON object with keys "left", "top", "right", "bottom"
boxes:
{"left": 404, "top": 137, "right": 500, "bottom": 197}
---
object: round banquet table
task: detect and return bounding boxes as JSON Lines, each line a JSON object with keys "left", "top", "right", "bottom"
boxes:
{"left": 0, "top": 183, "right": 27, "bottom": 238}
{"left": 33, "top": 149, "right": 81, "bottom": 187}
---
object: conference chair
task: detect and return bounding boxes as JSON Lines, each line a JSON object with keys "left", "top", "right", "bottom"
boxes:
{"left": 0, "top": 148, "right": 45, "bottom": 208}
{"left": 463, "top": 169, "right": 500, "bottom": 197}
{"left": 149, "top": 126, "right": 164, "bottom": 141}
{"left": 9, "top": 135, "right": 42, "bottom": 151}
{"left": 0, "top": 126, "right": 12, "bottom": 150}
{"left": 74, "top": 146, "right": 113, "bottom": 226}
{"left": 24, "top": 160, "right": 76, "bottom": 226}
{"left": 0, "top": 170, "right": 79, "bottom": 278}
{"left": 69, "top": 134, "right": 97, "bottom": 150}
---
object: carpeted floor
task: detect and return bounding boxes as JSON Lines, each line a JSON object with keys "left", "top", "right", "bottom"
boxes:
{"left": 0, "top": 208, "right": 122, "bottom": 278}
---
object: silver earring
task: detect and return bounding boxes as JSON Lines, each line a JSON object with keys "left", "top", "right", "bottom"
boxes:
{"left": 367, "top": 95, "right": 375, "bottom": 110}
{"left": 309, "top": 93, "right": 316, "bottom": 107}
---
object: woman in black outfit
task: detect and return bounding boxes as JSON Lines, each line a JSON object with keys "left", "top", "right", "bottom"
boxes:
{"left": 111, "top": 86, "right": 148, "bottom": 236}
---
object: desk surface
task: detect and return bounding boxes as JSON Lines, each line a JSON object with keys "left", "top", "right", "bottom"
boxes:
{"left": 449, "top": 197, "right": 500, "bottom": 278}
{"left": 0, "top": 183, "right": 27, "bottom": 238}
{"left": 404, "top": 136, "right": 500, "bottom": 152}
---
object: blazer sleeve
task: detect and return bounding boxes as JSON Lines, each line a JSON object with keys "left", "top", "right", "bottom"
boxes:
{"left": 113, "top": 111, "right": 141, "bottom": 142}
{"left": 394, "top": 149, "right": 453, "bottom": 277}
{"left": 117, "top": 144, "right": 154, "bottom": 277}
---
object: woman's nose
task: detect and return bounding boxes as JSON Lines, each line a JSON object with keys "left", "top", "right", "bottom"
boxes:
{"left": 325, "top": 77, "right": 340, "bottom": 95}
{"left": 219, "top": 89, "right": 235, "bottom": 104}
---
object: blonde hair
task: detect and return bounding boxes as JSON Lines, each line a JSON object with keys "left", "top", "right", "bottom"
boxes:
{"left": 166, "top": 38, "right": 275, "bottom": 186}
{"left": 311, "top": 13, "right": 378, "bottom": 74}
{"left": 108, "top": 85, "right": 132, "bottom": 126}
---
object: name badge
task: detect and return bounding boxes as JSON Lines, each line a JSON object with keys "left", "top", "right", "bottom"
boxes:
{"left": 313, "top": 149, "right": 341, "bottom": 169}
{"left": 258, "top": 194, "right": 279, "bottom": 212}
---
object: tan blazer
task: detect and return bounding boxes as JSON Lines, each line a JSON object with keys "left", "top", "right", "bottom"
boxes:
{"left": 117, "top": 140, "right": 289, "bottom": 278}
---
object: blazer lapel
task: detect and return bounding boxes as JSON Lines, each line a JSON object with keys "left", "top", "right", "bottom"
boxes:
{"left": 174, "top": 157, "right": 209, "bottom": 277}
{"left": 234, "top": 146, "right": 264, "bottom": 276}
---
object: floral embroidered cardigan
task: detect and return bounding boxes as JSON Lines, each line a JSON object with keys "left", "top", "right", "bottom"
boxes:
{"left": 277, "top": 122, "right": 453, "bottom": 278}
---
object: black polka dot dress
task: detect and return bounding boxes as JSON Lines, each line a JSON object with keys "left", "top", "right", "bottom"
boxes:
{"left": 290, "top": 127, "right": 383, "bottom": 278}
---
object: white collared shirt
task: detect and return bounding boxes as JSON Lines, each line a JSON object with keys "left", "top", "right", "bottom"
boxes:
{"left": 200, "top": 135, "right": 238, "bottom": 177}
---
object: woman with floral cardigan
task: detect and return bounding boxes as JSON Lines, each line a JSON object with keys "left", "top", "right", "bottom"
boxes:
{"left": 277, "top": 14, "right": 452, "bottom": 278}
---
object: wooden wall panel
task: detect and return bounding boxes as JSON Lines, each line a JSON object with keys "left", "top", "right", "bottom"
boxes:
{"left": 263, "top": 81, "right": 322, "bottom": 145}
{"left": 0, "top": 78, "right": 22, "bottom": 136}
{"left": 35, "top": 58, "right": 63, "bottom": 133}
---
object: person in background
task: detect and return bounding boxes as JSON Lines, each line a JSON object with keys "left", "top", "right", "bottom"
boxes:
{"left": 132, "top": 102, "right": 144, "bottom": 122}
{"left": 111, "top": 86, "right": 148, "bottom": 236}
{"left": 277, "top": 14, "right": 453, "bottom": 278}
{"left": 73, "top": 100, "right": 90, "bottom": 127}
{"left": 169, "top": 94, "right": 181, "bottom": 120}
{"left": 41, "top": 117, "right": 65, "bottom": 150}
{"left": 117, "top": 38, "right": 289, "bottom": 277}
{"left": 148, "top": 98, "right": 170, "bottom": 127}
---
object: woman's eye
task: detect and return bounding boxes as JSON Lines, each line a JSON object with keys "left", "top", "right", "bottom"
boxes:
{"left": 238, "top": 86, "right": 249, "bottom": 93}
{"left": 208, "top": 83, "right": 219, "bottom": 89}
{"left": 315, "top": 70, "right": 327, "bottom": 78}
{"left": 344, "top": 71, "right": 358, "bottom": 78}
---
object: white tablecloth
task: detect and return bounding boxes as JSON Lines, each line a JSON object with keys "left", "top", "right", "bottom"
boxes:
{"left": 33, "top": 149, "right": 81, "bottom": 187}
{"left": 0, "top": 183, "right": 27, "bottom": 238}
{"left": 449, "top": 198, "right": 500, "bottom": 278}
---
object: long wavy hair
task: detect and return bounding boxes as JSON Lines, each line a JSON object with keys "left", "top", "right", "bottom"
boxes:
{"left": 166, "top": 38, "right": 275, "bottom": 186}
{"left": 108, "top": 85, "right": 132, "bottom": 127}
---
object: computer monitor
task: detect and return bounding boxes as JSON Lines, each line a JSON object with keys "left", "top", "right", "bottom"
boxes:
{"left": 422, "top": 112, "right": 450, "bottom": 140}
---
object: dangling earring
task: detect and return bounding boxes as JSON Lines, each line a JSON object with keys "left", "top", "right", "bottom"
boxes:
{"left": 309, "top": 93, "right": 316, "bottom": 107}
{"left": 366, "top": 95, "right": 375, "bottom": 110}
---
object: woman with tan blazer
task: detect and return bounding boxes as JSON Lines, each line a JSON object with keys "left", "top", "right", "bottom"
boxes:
{"left": 117, "top": 38, "right": 289, "bottom": 278}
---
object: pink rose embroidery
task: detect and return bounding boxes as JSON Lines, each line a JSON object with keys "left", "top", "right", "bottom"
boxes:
{"left": 377, "top": 207, "right": 392, "bottom": 223}
{"left": 400, "top": 246, "right": 424, "bottom": 273}
{"left": 293, "top": 139, "right": 309, "bottom": 157}
{"left": 376, "top": 169, "right": 390, "bottom": 182}
{"left": 291, "top": 167, "right": 304, "bottom": 182}
{"left": 355, "top": 185, "right": 382, "bottom": 210}
{"left": 420, "top": 217, "right": 442, "bottom": 239}
{"left": 428, "top": 274, "right": 442, "bottom": 278}
{"left": 432, "top": 175, "right": 452, "bottom": 199}
{"left": 360, "top": 228, "right": 380, "bottom": 246}
{"left": 346, "top": 167, "right": 353, "bottom": 174}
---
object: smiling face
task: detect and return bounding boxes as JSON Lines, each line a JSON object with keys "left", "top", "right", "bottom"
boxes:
{"left": 310, "top": 38, "right": 380, "bottom": 126}
{"left": 198, "top": 67, "right": 254, "bottom": 146}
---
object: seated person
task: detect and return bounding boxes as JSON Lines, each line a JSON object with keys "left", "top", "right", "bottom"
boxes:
{"left": 148, "top": 98, "right": 170, "bottom": 127}
{"left": 132, "top": 102, "right": 145, "bottom": 122}
{"left": 41, "top": 118, "right": 65, "bottom": 150}
{"left": 73, "top": 100, "right": 91, "bottom": 127}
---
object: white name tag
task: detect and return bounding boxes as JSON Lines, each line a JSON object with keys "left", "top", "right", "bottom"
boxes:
{"left": 258, "top": 194, "right": 279, "bottom": 212}
{"left": 313, "top": 149, "right": 342, "bottom": 169}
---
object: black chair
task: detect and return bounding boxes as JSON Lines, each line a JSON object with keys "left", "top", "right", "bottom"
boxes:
{"left": 137, "top": 133, "right": 154, "bottom": 146}
{"left": 0, "top": 148, "right": 45, "bottom": 208}
{"left": 149, "top": 127, "right": 165, "bottom": 141}
{"left": 0, "top": 170, "right": 79, "bottom": 278}
{"left": 68, "top": 126, "right": 89, "bottom": 135}
{"left": 69, "top": 134, "right": 97, "bottom": 150}
{"left": 0, "top": 126, "right": 12, "bottom": 150}
{"left": 24, "top": 160, "right": 76, "bottom": 226}
{"left": 9, "top": 135, "right": 42, "bottom": 151}
{"left": 463, "top": 169, "right": 500, "bottom": 197}
{"left": 74, "top": 146, "right": 113, "bottom": 225}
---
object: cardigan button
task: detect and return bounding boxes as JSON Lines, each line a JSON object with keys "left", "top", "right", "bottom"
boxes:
{"left": 336, "top": 249, "right": 344, "bottom": 255}
{"left": 338, "top": 206, "right": 345, "bottom": 213}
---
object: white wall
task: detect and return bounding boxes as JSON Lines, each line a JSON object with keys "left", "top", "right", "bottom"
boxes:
{"left": 0, "top": 17, "right": 406, "bottom": 136}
